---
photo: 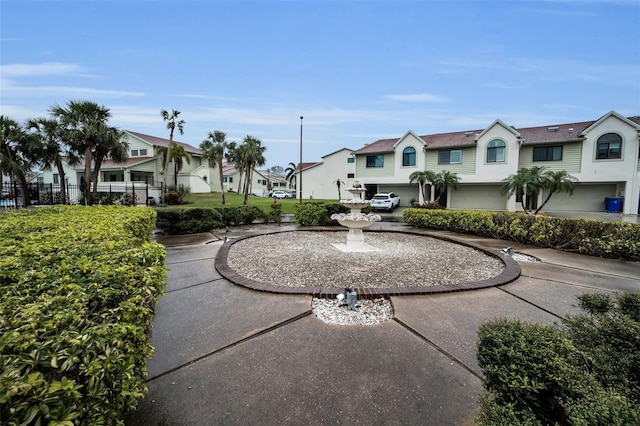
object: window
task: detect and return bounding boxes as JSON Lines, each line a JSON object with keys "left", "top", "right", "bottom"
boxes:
{"left": 486, "top": 139, "right": 505, "bottom": 163}
{"left": 596, "top": 133, "right": 622, "bottom": 159}
{"left": 347, "top": 173, "right": 355, "bottom": 178}
{"left": 533, "top": 145, "right": 563, "bottom": 161}
{"left": 402, "top": 147, "right": 416, "bottom": 166}
{"left": 438, "top": 149, "right": 462, "bottom": 165}
{"left": 224, "top": 177, "right": 233, "bottom": 183}
{"left": 131, "top": 149, "right": 139, "bottom": 156}
{"left": 53, "top": 173, "right": 59, "bottom": 184}
{"left": 366, "top": 155, "right": 384, "bottom": 168}
{"left": 139, "top": 148, "right": 147, "bottom": 156}
{"left": 347, "top": 157, "right": 355, "bottom": 163}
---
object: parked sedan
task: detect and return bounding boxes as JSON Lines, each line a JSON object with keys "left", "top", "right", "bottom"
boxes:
{"left": 370, "top": 192, "right": 400, "bottom": 212}
{"left": 272, "top": 190, "right": 294, "bottom": 199}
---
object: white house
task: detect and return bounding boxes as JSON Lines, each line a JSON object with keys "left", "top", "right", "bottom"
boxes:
{"left": 293, "top": 148, "right": 356, "bottom": 200}
{"left": 300, "top": 111, "right": 640, "bottom": 215}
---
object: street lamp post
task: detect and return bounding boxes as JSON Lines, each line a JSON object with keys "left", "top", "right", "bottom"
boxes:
{"left": 299, "top": 116, "right": 303, "bottom": 203}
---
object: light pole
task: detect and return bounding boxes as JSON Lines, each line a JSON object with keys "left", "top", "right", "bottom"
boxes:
{"left": 299, "top": 116, "right": 303, "bottom": 203}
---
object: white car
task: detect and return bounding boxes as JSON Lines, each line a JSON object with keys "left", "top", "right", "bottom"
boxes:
{"left": 370, "top": 192, "right": 400, "bottom": 212}
{"left": 272, "top": 190, "right": 293, "bottom": 199}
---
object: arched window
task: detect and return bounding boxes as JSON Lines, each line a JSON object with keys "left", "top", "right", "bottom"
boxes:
{"left": 487, "top": 139, "right": 506, "bottom": 163}
{"left": 596, "top": 133, "right": 622, "bottom": 159}
{"left": 402, "top": 146, "right": 416, "bottom": 166}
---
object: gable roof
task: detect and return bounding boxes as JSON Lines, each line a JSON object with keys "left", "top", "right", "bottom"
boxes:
{"left": 580, "top": 110, "right": 640, "bottom": 135}
{"left": 125, "top": 130, "right": 202, "bottom": 155}
{"left": 422, "top": 129, "right": 482, "bottom": 150}
{"left": 353, "top": 138, "right": 398, "bottom": 154}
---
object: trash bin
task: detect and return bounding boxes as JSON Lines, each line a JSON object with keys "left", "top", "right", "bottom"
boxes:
{"left": 604, "top": 197, "right": 623, "bottom": 213}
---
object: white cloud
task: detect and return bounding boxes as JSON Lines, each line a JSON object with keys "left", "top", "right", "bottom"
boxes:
{"left": 0, "top": 62, "right": 87, "bottom": 77}
{"left": 385, "top": 93, "right": 449, "bottom": 102}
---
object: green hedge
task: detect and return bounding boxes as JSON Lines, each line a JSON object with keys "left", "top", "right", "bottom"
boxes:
{"left": 403, "top": 208, "right": 640, "bottom": 259}
{"left": 294, "top": 202, "right": 350, "bottom": 226}
{"left": 0, "top": 206, "right": 166, "bottom": 425}
{"left": 476, "top": 292, "right": 640, "bottom": 425}
{"left": 155, "top": 206, "right": 272, "bottom": 234}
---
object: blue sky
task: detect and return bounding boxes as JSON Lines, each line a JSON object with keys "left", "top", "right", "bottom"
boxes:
{"left": 1, "top": 0, "right": 639, "bottom": 169}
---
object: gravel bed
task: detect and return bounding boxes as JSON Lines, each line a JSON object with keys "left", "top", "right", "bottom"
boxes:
{"left": 226, "top": 231, "right": 504, "bottom": 288}
{"left": 312, "top": 297, "right": 393, "bottom": 325}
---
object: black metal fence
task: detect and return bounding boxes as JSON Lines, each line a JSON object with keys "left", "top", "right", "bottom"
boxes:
{"left": 0, "top": 181, "right": 161, "bottom": 208}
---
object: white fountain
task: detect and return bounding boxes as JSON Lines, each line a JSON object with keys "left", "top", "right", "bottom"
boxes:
{"left": 330, "top": 181, "right": 381, "bottom": 252}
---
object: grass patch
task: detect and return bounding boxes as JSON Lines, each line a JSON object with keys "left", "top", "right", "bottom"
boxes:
{"left": 174, "top": 192, "right": 334, "bottom": 215}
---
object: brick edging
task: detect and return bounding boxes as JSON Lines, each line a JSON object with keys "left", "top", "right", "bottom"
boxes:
{"left": 214, "top": 227, "right": 521, "bottom": 297}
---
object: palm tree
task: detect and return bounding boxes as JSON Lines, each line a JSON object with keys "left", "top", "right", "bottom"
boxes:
{"left": 201, "top": 130, "right": 228, "bottom": 204}
{"left": 157, "top": 143, "right": 191, "bottom": 187}
{"left": 160, "top": 109, "right": 185, "bottom": 202}
{"left": 332, "top": 178, "right": 346, "bottom": 200}
{"left": 501, "top": 166, "right": 546, "bottom": 214}
{"left": 535, "top": 170, "right": 577, "bottom": 214}
{"left": 50, "top": 100, "right": 112, "bottom": 204}
{"left": 25, "top": 117, "right": 69, "bottom": 204}
{"left": 1, "top": 116, "right": 33, "bottom": 205}
{"left": 90, "top": 126, "right": 128, "bottom": 200}
{"left": 226, "top": 141, "right": 246, "bottom": 194}
{"left": 241, "top": 135, "right": 266, "bottom": 204}
{"left": 432, "top": 170, "right": 460, "bottom": 206}
{"left": 284, "top": 162, "right": 297, "bottom": 190}
{"left": 409, "top": 170, "right": 436, "bottom": 206}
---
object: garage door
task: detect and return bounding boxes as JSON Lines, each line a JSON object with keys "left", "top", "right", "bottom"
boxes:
{"left": 543, "top": 183, "right": 616, "bottom": 212}
{"left": 450, "top": 185, "right": 507, "bottom": 211}
{"left": 378, "top": 185, "right": 419, "bottom": 207}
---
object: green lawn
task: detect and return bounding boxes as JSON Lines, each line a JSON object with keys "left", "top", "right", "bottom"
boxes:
{"left": 174, "top": 192, "right": 334, "bottom": 215}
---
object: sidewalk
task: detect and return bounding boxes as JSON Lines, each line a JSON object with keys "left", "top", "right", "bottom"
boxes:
{"left": 126, "top": 223, "right": 639, "bottom": 425}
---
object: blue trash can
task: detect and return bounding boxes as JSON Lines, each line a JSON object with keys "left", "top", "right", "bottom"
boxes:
{"left": 604, "top": 197, "right": 623, "bottom": 213}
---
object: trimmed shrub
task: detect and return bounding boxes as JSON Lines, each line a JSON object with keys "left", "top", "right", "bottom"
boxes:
{"left": 155, "top": 207, "right": 224, "bottom": 234}
{"left": 476, "top": 292, "right": 640, "bottom": 425}
{"left": 403, "top": 208, "right": 640, "bottom": 259}
{"left": 215, "top": 205, "right": 267, "bottom": 226}
{"left": 0, "top": 206, "right": 166, "bottom": 425}
{"left": 294, "top": 202, "right": 327, "bottom": 226}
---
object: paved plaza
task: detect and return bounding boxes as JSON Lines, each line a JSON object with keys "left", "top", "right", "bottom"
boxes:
{"left": 125, "top": 221, "right": 639, "bottom": 425}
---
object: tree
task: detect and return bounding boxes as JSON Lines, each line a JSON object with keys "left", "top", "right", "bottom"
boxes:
{"left": 50, "top": 100, "right": 113, "bottom": 204}
{"left": 409, "top": 170, "right": 436, "bottom": 206}
{"left": 160, "top": 109, "right": 185, "bottom": 202}
{"left": 501, "top": 166, "right": 574, "bottom": 214}
{"left": 284, "top": 162, "right": 297, "bottom": 189}
{"left": 90, "top": 126, "right": 128, "bottom": 200}
{"left": 535, "top": 170, "right": 577, "bottom": 214}
{"left": 0, "top": 116, "right": 33, "bottom": 206}
{"left": 201, "top": 131, "right": 228, "bottom": 204}
{"left": 225, "top": 141, "right": 246, "bottom": 194}
{"left": 332, "top": 178, "right": 346, "bottom": 200}
{"left": 25, "top": 117, "right": 69, "bottom": 204}
{"left": 240, "top": 135, "right": 266, "bottom": 204}
{"left": 432, "top": 170, "right": 460, "bottom": 206}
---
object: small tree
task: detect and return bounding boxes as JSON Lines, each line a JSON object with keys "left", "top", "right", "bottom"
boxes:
{"left": 409, "top": 170, "right": 436, "bottom": 206}
{"left": 201, "top": 130, "right": 228, "bottom": 204}
{"left": 333, "top": 178, "right": 345, "bottom": 200}
{"left": 502, "top": 167, "right": 576, "bottom": 214}
{"left": 284, "top": 162, "right": 297, "bottom": 190}
{"left": 432, "top": 170, "right": 460, "bottom": 206}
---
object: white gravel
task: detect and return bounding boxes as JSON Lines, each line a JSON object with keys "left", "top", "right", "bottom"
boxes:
{"left": 312, "top": 297, "right": 394, "bottom": 325}
{"left": 226, "top": 231, "right": 504, "bottom": 288}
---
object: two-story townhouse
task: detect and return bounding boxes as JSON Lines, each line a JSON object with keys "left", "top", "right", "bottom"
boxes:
{"left": 296, "top": 148, "right": 356, "bottom": 200}
{"left": 351, "top": 111, "right": 640, "bottom": 215}
{"left": 34, "top": 130, "right": 213, "bottom": 193}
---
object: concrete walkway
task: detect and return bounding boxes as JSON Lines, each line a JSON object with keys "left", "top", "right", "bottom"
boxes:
{"left": 125, "top": 223, "right": 639, "bottom": 425}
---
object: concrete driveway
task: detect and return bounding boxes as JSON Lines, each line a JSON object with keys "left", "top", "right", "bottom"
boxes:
{"left": 125, "top": 223, "right": 639, "bottom": 425}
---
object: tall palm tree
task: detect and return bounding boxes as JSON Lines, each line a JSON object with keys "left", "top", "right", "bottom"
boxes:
{"left": 332, "top": 178, "right": 346, "bottom": 200}
{"left": 432, "top": 170, "right": 460, "bottom": 206}
{"left": 25, "top": 117, "right": 69, "bottom": 204}
{"left": 200, "top": 130, "right": 228, "bottom": 204}
{"left": 241, "top": 135, "right": 266, "bottom": 204}
{"left": 284, "top": 162, "right": 297, "bottom": 190}
{"left": 91, "top": 126, "right": 128, "bottom": 199}
{"left": 501, "top": 166, "right": 546, "bottom": 214}
{"left": 0, "top": 116, "right": 33, "bottom": 205}
{"left": 50, "top": 100, "right": 112, "bottom": 204}
{"left": 226, "top": 141, "right": 247, "bottom": 194}
{"left": 160, "top": 109, "right": 185, "bottom": 201}
{"left": 409, "top": 170, "right": 436, "bottom": 206}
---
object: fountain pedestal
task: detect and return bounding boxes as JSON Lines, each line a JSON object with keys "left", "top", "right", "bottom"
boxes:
{"left": 330, "top": 182, "right": 381, "bottom": 252}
